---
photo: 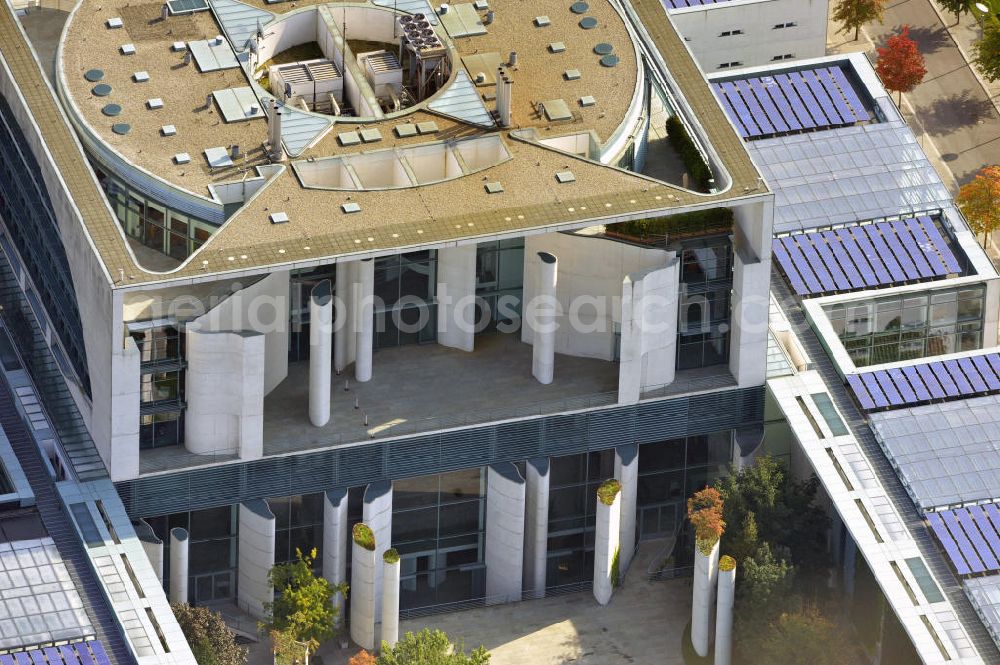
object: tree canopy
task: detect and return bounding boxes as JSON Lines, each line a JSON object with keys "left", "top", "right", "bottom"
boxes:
{"left": 876, "top": 25, "right": 928, "bottom": 103}
{"left": 378, "top": 629, "right": 490, "bottom": 665}
{"left": 751, "top": 607, "right": 864, "bottom": 665}
{"left": 974, "top": 21, "right": 1000, "bottom": 83}
{"left": 686, "top": 486, "right": 725, "bottom": 553}
{"left": 266, "top": 548, "right": 347, "bottom": 652}
{"left": 833, "top": 0, "right": 888, "bottom": 41}
{"left": 939, "top": 0, "right": 971, "bottom": 24}
{"left": 957, "top": 165, "right": 1000, "bottom": 248}
{"left": 171, "top": 603, "right": 247, "bottom": 665}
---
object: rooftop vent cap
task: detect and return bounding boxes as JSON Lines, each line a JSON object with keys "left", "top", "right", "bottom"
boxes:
{"left": 269, "top": 212, "right": 290, "bottom": 224}
{"left": 134, "top": 71, "right": 150, "bottom": 82}
{"left": 120, "top": 43, "right": 136, "bottom": 55}
{"left": 172, "top": 41, "right": 187, "bottom": 52}
{"left": 555, "top": 170, "right": 576, "bottom": 183}
{"left": 106, "top": 17, "right": 123, "bottom": 28}
{"left": 474, "top": 0, "right": 489, "bottom": 9}
{"left": 439, "top": 3, "right": 449, "bottom": 14}
{"left": 342, "top": 203, "right": 362, "bottom": 214}
{"left": 484, "top": 181, "right": 503, "bottom": 194}
{"left": 475, "top": 72, "right": 487, "bottom": 84}
{"left": 161, "top": 125, "right": 177, "bottom": 136}
{"left": 579, "top": 17, "right": 597, "bottom": 29}
{"left": 534, "top": 15, "right": 550, "bottom": 26}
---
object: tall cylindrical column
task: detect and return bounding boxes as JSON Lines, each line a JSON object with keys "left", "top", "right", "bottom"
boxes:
{"left": 381, "top": 550, "right": 401, "bottom": 649}
{"left": 593, "top": 479, "right": 621, "bottom": 606}
{"left": 323, "top": 489, "right": 349, "bottom": 620}
{"left": 350, "top": 524, "right": 377, "bottom": 651}
{"left": 523, "top": 457, "right": 550, "bottom": 599}
{"left": 355, "top": 259, "right": 375, "bottom": 383}
{"left": 532, "top": 252, "right": 557, "bottom": 385}
{"left": 169, "top": 527, "right": 189, "bottom": 604}
{"left": 714, "top": 557, "right": 736, "bottom": 665}
{"left": 309, "top": 280, "right": 333, "bottom": 427}
{"left": 334, "top": 264, "right": 350, "bottom": 373}
{"left": 691, "top": 539, "right": 720, "bottom": 657}
{"left": 614, "top": 445, "right": 638, "bottom": 574}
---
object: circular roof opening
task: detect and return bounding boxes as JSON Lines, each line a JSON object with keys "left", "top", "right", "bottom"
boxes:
{"left": 594, "top": 43, "right": 613, "bottom": 55}
{"left": 112, "top": 123, "right": 131, "bottom": 135}
{"left": 599, "top": 54, "right": 620, "bottom": 67}
{"left": 102, "top": 104, "right": 122, "bottom": 117}
{"left": 84, "top": 69, "right": 104, "bottom": 82}
{"left": 579, "top": 17, "right": 598, "bottom": 29}
{"left": 570, "top": 1, "right": 589, "bottom": 13}
{"left": 91, "top": 84, "right": 112, "bottom": 97}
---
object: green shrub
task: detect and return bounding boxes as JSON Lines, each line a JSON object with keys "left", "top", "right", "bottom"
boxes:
{"left": 666, "top": 114, "right": 713, "bottom": 191}
{"left": 597, "top": 478, "right": 621, "bottom": 506}
{"left": 383, "top": 548, "right": 400, "bottom": 564}
{"left": 719, "top": 555, "right": 737, "bottom": 572}
{"left": 353, "top": 523, "right": 375, "bottom": 551}
{"left": 606, "top": 207, "right": 733, "bottom": 244}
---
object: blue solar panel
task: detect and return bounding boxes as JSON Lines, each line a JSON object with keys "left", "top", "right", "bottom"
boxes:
{"left": 905, "top": 218, "right": 948, "bottom": 276}
{"left": 847, "top": 375, "right": 876, "bottom": 410}
{"left": 873, "top": 371, "right": 903, "bottom": 405}
{"left": 759, "top": 77, "right": 801, "bottom": 131}
{"left": 87, "top": 642, "right": 112, "bottom": 665}
{"left": 900, "top": 366, "right": 933, "bottom": 401}
{"left": 915, "top": 363, "right": 947, "bottom": 399}
{"left": 802, "top": 69, "right": 845, "bottom": 124}
{"left": 957, "top": 357, "right": 988, "bottom": 393}
{"left": 970, "top": 505, "right": 1000, "bottom": 564}
{"left": 886, "top": 368, "right": 916, "bottom": 403}
{"left": 771, "top": 239, "right": 810, "bottom": 294}
{"left": 918, "top": 216, "right": 962, "bottom": 274}
{"left": 773, "top": 74, "right": 817, "bottom": 129}
{"left": 928, "top": 511, "right": 972, "bottom": 575}
{"left": 1, "top": 656, "right": 17, "bottom": 665}
{"left": 943, "top": 359, "right": 974, "bottom": 393}
{"left": 810, "top": 236, "right": 852, "bottom": 291}
{"left": 820, "top": 231, "right": 865, "bottom": 289}
{"left": 715, "top": 94, "right": 749, "bottom": 138}
{"left": 957, "top": 508, "right": 999, "bottom": 570}
{"left": 75, "top": 645, "right": 97, "bottom": 665}
{"left": 59, "top": 646, "right": 81, "bottom": 665}
{"left": 942, "top": 509, "right": 986, "bottom": 573}
{"left": 780, "top": 237, "right": 823, "bottom": 293}
{"left": 972, "top": 355, "right": 1000, "bottom": 390}
{"left": 891, "top": 220, "right": 934, "bottom": 278}
{"left": 860, "top": 225, "right": 908, "bottom": 283}
{"left": 735, "top": 79, "right": 775, "bottom": 135}
{"left": 14, "top": 653, "right": 31, "bottom": 665}
{"left": 833, "top": 229, "right": 879, "bottom": 287}
{"left": 875, "top": 222, "right": 921, "bottom": 281}
{"left": 788, "top": 71, "right": 831, "bottom": 125}
{"left": 860, "top": 373, "right": 889, "bottom": 408}
{"left": 43, "top": 649, "right": 62, "bottom": 665}
{"left": 28, "top": 651, "right": 46, "bottom": 665}
{"left": 815, "top": 67, "right": 857, "bottom": 123}
{"left": 718, "top": 82, "right": 759, "bottom": 137}
{"left": 850, "top": 227, "right": 892, "bottom": 283}
{"left": 827, "top": 66, "right": 871, "bottom": 121}
{"left": 748, "top": 78, "right": 790, "bottom": 133}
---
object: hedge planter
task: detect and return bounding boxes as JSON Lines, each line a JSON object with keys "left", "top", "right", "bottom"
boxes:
{"left": 350, "top": 523, "right": 377, "bottom": 650}
{"left": 593, "top": 479, "right": 621, "bottom": 605}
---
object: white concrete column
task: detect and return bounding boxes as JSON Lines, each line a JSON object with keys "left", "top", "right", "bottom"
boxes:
{"left": 618, "top": 254, "right": 680, "bottom": 404}
{"left": 485, "top": 463, "right": 525, "bottom": 604}
{"left": 355, "top": 259, "right": 375, "bottom": 383}
{"left": 436, "top": 244, "right": 477, "bottom": 352}
{"left": 714, "top": 557, "right": 736, "bottom": 665}
{"left": 691, "top": 539, "right": 720, "bottom": 657}
{"left": 984, "top": 278, "right": 1000, "bottom": 348}
{"left": 593, "top": 481, "right": 621, "bottom": 606}
{"left": 134, "top": 520, "right": 163, "bottom": 585}
{"left": 346, "top": 261, "right": 358, "bottom": 368}
{"left": 523, "top": 457, "right": 550, "bottom": 599}
{"left": 322, "top": 489, "right": 349, "bottom": 620}
{"left": 309, "top": 280, "right": 333, "bottom": 427}
{"left": 185, "top": 329, "right": 265, "bottom": 459}
{"left": 350, "top": 526, "right": 377, "bottom": 651}
{"left": 531, "top": 252, "right": 558, "bottom": 384}
{"left": 335, "top": 262, "right": 355, "bottom": 373}
{"left": 614, "top": 445, "right": 638, "bottom": 574}
{"left": 109, "top": 336, "right": 140, "bottom": 482}
{"left": 238, "top": 500, "right": 276, "bottom": 619}
{"left": 363, "top": 481, "right": 392, "bottom": 620}
{"left": 381, "top": 551, "right": 401, "bottom": 649}
{"left": 169, "top": 527, "right": 189, "bottom": 604}
{"left": 729, "top": 202, "right": 772, "bottom": 388}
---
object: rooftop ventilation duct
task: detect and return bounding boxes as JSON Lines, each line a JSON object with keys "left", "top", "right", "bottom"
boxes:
{"left": 268, "top": 100, "right": 284, "bottom": 161}
{"left": 496, "top": 68, "right": 512, "bottom": 128}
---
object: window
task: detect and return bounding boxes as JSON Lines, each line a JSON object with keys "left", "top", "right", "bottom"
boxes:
{"left": 772, "top": 54, "right": 795, "bottom": 61}
{"left": 140, "top": 411, "right": 183, "bottom": 449}
{"left": 824, "top": 285, "right": 986, "bottom": 367}
{"left": 374, "top": 251, "right": 437, "bottom": 348}
{"left": 147, "top": 506, "right": 237, "bottom": 603}
{"left": 676, "top": 235, "right": 733, "bottom": 370}
{"left": 719, "top": 29, "right": 743, "bottom": 37}
{"left": 130, "top": 325, "right": 182, "bottom": 364}
{"left": 268, "top": 494, "right": 324, "bottom": 565}
{"left": 773, "top": 21, "right": 797, "bottom": 29}
{"left": 718, "top": 61, "right": 743, "bottom": 69}
{"left": 140, "top": 371, "right": 182, "bottom": 404}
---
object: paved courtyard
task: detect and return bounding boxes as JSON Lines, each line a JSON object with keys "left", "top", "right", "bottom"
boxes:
{"left": 244, "top": 540, "right": 690, "bottom": 665}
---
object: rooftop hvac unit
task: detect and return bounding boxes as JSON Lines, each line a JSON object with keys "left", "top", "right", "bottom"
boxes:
{"left": 358, "top": 50, "right": 403, "bottom": 98}
{"left": 269, "top": 58, "right": 344, "bottom": 109}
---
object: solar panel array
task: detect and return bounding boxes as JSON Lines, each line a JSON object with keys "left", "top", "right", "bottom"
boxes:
{"left": 713, "top": 66, "right": 871, "bottom": 140}
{"left": 847, "top": 353, "right": 1000, "bottom": 411}
{"left": 927, "top": 503, "right": 1000, "bottom": 576}
{"left": 0, "top": 641, "right": 111, "bottom": 665}
{"left": 772, "top": 216, "right": 961, "bottom": 297}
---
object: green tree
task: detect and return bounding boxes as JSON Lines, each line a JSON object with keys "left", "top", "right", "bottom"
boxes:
{"left": 957, "top": 165, "right": 1000, "bottom": 247}
{"left": 974, "top": 21, "right": 1000, "bottom": 82}
{"left": 266, "top": 548, "right": 347, "bottom": 652}
{"left": 377, "top": 629, "right": 490, "bottom": 665}
{"left": 751, "top": 607, "right": 863, "bottom": 665}
{"left": 171, "top": 603, "right": 247, "bottom": 665}
{"left": 939, "top": 0, "right": 971, "bottom": 25}
{"left": 833, "top": 0, "right": 888, "bottom": 41}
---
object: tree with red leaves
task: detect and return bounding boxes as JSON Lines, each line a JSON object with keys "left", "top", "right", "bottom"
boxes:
{"left": 687, "top": 486, "right": 726, "bottom": 553}
{"left": 876, "top": 25, "right": 928, "bottom": 105}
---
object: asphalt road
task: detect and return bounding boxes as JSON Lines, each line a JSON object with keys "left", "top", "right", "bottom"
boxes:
{"left": 871, "top": 0, "right": 1000, "bottom": 185}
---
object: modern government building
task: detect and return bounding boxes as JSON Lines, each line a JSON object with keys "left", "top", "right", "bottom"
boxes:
{"left": 0, "top": 0, "right": 997, "bottom": 661}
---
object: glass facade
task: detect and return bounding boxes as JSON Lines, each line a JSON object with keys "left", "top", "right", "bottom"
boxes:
{"left": 92, "top": 165, "right": 217, "bottom": 261}
{"left": 288, "top": 265, "right": 338, "bottom": 362}
{"left": 374, "top": 251, "right": 437, "bottom": 348}
{"left": 267, "top": 493, "right": 325, "bottom": 565}
{"left": 676, "top": 235, "right": 732, "bottom": 370}
{"left": 823, "top": 285, "right": 986, "bottom": 367}
{"left": 0, "top": 94, "right": 90, "bottom": 393}
{"left": 130, "top": 324, "right": 186, "bottom": 449}
{"left": 147, "top": 505, "right": 238, "bottom": 604}
{"left": 475, "top": 239, "right": 524, "bottom": 332}
{"left": 392, "top": 469, "right": 486, "bottom": 610}
{"left": 546, "top": 450, "right": 615, "bottom": 588}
